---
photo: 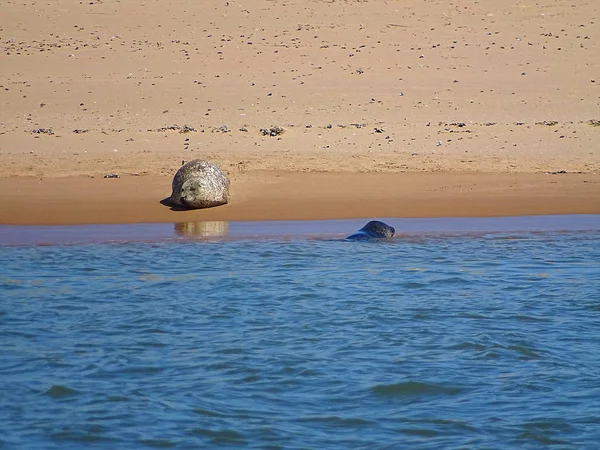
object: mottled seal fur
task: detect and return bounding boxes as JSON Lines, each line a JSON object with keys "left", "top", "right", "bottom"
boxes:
{"left": 170, "top": 159, "right": 230, "bottom": 209}
{"left": 345, "top": 220, "right": 395, "bottom": 241}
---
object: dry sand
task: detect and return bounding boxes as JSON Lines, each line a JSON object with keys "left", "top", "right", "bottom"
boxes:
{"left": 1, "top": 0, "right": 599, "bottom": 225}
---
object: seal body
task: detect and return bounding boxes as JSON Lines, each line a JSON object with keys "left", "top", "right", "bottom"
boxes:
{"left": 345, "top": 220, "right": 395, "bottom": 241}
{"left": 170, "top": 159, "right": 230, "bottom": 209}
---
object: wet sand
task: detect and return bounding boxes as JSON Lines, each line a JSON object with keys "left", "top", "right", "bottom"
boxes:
{"left": 1, "top": 0, "right": 598, "bottom": 226}
{"left": 0, "top": 172, "right": 598, "bottom": 225}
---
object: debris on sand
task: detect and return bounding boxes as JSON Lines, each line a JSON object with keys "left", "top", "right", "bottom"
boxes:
{"left": 260, "top": 126, "right": 284, "bottom": 137}
{"left": 180, "top": 124, "right": 196, "bottom": 133}
{"left": 213, "top": 125, "right": 230, "bottom": 133}
{"left": 30, "top": 128, "right": 54, "bottom": 135}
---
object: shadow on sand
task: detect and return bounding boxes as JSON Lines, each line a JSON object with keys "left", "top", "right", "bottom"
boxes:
{"left": 159, "top": 197, "right": 189, "bottom": 211}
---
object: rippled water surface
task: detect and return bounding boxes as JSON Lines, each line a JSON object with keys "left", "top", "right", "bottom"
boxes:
{"left": 2, "top": 220, "right": 600, "bottom": 448}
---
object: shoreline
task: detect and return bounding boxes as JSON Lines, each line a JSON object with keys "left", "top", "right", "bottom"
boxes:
{"left": 2, "top": 215, "right": 600, "bottom": 247}
{"left": 1, "top": 171, "right": 598, "bottom": 226}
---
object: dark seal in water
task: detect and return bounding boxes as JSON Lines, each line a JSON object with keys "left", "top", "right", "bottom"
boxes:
{"left": 345, "top": 220, "right": 395, "bottom": 241}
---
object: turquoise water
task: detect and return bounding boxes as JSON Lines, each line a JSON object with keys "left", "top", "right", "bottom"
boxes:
{"left": 1, "top": 217, "right": 600, "bottom": 448}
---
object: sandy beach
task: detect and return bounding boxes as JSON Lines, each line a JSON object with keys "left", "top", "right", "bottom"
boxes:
{"left": 1, "top": 0, "right": 598, "bottom": 225}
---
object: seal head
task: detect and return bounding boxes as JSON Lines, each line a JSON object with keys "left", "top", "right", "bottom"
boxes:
{"left": 345, "top": 220, "right": 395, "bottom": 241}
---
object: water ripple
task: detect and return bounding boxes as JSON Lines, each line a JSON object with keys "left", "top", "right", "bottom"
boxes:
{"left": 371, "top": 381, "right": 464, "bottom": 397}
{"left": 1, "top": 230, "right": 599, "bottom": 448}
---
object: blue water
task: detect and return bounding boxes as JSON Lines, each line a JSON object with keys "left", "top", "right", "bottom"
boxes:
{"left": 2, "top": 218, "right": 600, "bottom": 448}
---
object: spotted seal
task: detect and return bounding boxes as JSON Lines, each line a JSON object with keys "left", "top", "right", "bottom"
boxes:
{"left": 345, "top": 220, "right": 395, "bottom": 241}
{"left": 170, "top": 159, "right": 230, "bottom": 209}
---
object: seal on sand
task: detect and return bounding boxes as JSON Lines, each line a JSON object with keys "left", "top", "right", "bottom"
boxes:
{"left": 170, "top": 159, "right": 230, "bottom": 209}
{"left": 345, "top": 220, "right": 395, "bottom": 241}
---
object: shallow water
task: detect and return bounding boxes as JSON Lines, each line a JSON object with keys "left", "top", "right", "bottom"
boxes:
{"left": 2, "top": 218, "right": 600, "bottom": 448}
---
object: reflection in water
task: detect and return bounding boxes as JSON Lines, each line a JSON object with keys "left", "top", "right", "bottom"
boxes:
{"left": 175, "top": 221, "right": 229, "bottom": 237}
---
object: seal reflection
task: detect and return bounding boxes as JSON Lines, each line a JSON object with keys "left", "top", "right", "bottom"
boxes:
{"left": 175, "top": 221, "right": 229, "bottom": 238}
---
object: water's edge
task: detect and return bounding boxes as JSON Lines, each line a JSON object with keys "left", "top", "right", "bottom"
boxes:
{"left": 1, "top": 215, "right": 600, "bottom": 246}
